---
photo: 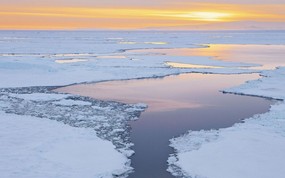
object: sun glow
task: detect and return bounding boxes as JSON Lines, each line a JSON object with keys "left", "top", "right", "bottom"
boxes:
{"left": 159, "top": 11, "right": 234, "bottom": 21}
{"left": 0, "top": 3, "right": 284, "bottom": 30}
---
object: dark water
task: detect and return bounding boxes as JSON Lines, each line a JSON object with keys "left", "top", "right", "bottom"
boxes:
{"left": 56, "top": 73, "right": 273, "bottom": 178}
{"left": 125, "top": 74, "right": 272, "bottom": 178}
{"left": 128, "top": 95, "right": 272, "bottom": 178}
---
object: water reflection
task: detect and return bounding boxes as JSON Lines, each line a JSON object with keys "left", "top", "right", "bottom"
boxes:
{"left": 166, "top": 61, "right": 224, "bottom": 69}
{"left": 130, "top": 45, "right": 285, "bottom": 70}
{"left": 56, "top": 74, "right": 262, "bottom": 112}
{"left": 55, "top": 73, "right": 273, "bottom": 178}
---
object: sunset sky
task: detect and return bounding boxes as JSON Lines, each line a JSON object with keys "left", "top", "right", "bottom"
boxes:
{"left": 1, "top": 0, "right": 285, "bottom": 30}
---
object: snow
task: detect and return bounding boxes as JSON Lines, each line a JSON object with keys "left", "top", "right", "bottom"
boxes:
{"left": 53, "top": 99, "right": 92, "bottom": 106}
{"left": 9, "top": 93, "right": 70, "bottom": 101}
{"left": 55, "top": 59, "right": 88, "bottom": 64}
{"left": 1, "top": 31, "right": 285, "bottom": 177}
{"left": 169, "top": 102, "right": 285, "bottom": 178}
{"left": 0, "top": 89, "right": 146, "bottom": 160}
{"left": 1, "top": 31, "right": 285, "bottom": 88}
{"left": 0, "top": 111, "right": 130, "bottom": 178}
{"left": 168, "top": 67, "right": 285, "bottom": 178}
{"left": 0, "top": 88, "right": 147, "bottom": 177}
{"left": 224, "top": 67, "right": 285, "bottom": 100}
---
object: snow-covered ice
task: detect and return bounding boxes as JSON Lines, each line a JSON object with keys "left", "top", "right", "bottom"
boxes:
{"left": 225, "top": 67, "right": 285, "bottom": 100}
{"left": 168, "top": 67, "right": 285, "bottom": 178}
{"left": 0, "top": 87, "right": 146, "bottom": 155}
{"left": 1, "top": 31, "right": 285, "bottom": 177}
{"left": 0, "top": 87, "right": 147, "bottom": 177}
{"left": 0, "top": 111, "right": 130, "bottom": 178}
{"left": 8, "top": 93, "right": 70, "bottom": 101}
{"left": 1, "top": 31, "right": 285, "bottom": 88}
{"left": 53, "top": 99, "right": 92, "bottom": 106}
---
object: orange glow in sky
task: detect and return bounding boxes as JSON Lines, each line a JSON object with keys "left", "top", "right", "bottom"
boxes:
{"left": 0, "top": 1, "right": 285, "bottom": 30}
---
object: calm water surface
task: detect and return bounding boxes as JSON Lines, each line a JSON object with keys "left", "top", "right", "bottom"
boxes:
{"left": 56, "top": 73, "right": 273, "bottom": 178}
{"left": 128, "top": 45, "right": 285, "bottom": 70}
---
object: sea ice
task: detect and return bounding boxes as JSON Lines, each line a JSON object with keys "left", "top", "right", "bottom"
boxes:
{"left": 53, "top": 99, "right": 92, "bottom": 106}
{"left": 0, "top": 87, "right": 146, "bottom": 177}
{"left": 0, "top": 111, "right": 130, "bottom": 178}
{"left": 1, "top": 31, "right": 285, "bottom": 177}
{"left": 168, "top": 67, "right": 285, "bottom": 178}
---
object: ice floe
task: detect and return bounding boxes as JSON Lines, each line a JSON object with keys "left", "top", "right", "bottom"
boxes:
{"left": 0, "top": 111, "right": 130, "bottom": 178}
{"left": 0, "top": 87, "right": 147, "bottom": 177}
{"left": 0, "top": 31, "right": 285, "bottom": 177}
{"left": 168, "top": 67, "right": 285, "bottom": 178}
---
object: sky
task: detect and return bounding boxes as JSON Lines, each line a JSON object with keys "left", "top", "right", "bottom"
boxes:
{"left": 0, "top": 0, "right": 285, "bottom": 30}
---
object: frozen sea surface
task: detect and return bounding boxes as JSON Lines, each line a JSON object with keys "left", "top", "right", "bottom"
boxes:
{"left": 0, "top": 88, "right": 146, "bottom": 156}
{"left": 1, "top": 31, "right": 285, "bottom": 88}
{"left": 168, "top": 69, "right": 285, "bottom": 177}
{"left": 168, "top": 101, "right": 285, "bottom": 178}
{"left": 0, "top": 31, "right": 285, "bottom": 177}
{"left": 0, "top": 111, "right": 131, "bottom": 178}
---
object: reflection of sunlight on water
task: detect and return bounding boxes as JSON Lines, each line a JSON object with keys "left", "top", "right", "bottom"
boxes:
{"left": 142, "top": 99, "right": 203, "bottom": 112}
{"left": 166, "top": 62, "right": 224, "bottom": 69}
{"left": 55, "top": 73, "right": 262, "bottom": 112}
{"left": 55, "top": 72, "right": 273, "bottom": 178}
{"left": 192, "top": 45, "right": 285, "bottom": 70}
{"left": 129, "top": 45, "right": 285, "bottom": 70}
{"left": 55, "top": 59, "right": 88, "bottom": 64}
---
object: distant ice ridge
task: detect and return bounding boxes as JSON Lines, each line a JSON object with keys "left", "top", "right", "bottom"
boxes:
{"left": 0, "top": 87, "right": 147, "bottom": 178}
{"left": 168, "top": 67, "right": 285, "bottom": 178}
